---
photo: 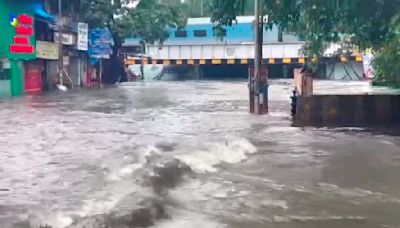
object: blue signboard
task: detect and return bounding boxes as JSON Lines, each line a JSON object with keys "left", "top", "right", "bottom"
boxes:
{"left": 89, "top": 28, "right": 112, "bottom": 60}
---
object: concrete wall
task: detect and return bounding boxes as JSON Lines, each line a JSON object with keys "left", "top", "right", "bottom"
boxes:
{"left": 294, "top": 95, "right": 400, "bottom": 127}
{"left": 127, "top": 64, "right": 187, "bottom": 81}
{"left": 147, "top": 43, "right": 304, "bottom": 60}
{"left": 325, "top": 61, "right": 364, "bottom": 80}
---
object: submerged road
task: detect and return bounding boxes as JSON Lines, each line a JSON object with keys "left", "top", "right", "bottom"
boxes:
{"left": 0, "top": 80, "right": 399, "bottom": 228}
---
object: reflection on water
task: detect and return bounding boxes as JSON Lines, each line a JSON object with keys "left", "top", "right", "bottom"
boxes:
{"left": 0, "top": 80, "right": 399, "bottom": 228}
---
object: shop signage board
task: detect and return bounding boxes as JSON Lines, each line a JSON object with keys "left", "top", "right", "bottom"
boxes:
{"left": 36, "top": 41, "right": 58, "bottom": 60}
{"left": 77, "top": 22, "right": 88, "bottom": 51}
{"left": 54, "top": 32, "right": 76, "bottom": 46}
{"left": 89, "top": 28, "right": 112, "bottom": 59}
{"left": 0, "top": 1, "right": 36, "bottom": 60}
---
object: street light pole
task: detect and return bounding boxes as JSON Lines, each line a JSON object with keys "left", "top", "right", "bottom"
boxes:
{"left": 58, "top": 0, "right": 64, "bottom": 86}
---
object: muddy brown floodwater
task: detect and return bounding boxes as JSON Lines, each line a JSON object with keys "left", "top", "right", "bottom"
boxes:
{"left": 0, "top": 80, "right": 399, "bottom": 228}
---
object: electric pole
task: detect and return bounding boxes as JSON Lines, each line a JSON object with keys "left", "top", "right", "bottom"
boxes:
{"left": 58, "top": 0, "right": 64, "bottom": 86}
{"left": 253, "top": 0, "right": 267, "bottom": 114}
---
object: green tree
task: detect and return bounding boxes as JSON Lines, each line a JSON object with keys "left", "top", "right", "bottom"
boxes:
{"left": 80, "top": 0, "right": 187, "bottom": 83}
{"left": 211, "top": 0, "right": 400, "bottom": 84}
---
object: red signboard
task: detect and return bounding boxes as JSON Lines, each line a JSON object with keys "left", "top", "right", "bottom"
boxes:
{"left": 9, "top": 14, "right": 34, "bottom": 54}
{"left": 14, "top": 36, "right": 29, "bottom": 44}
{"left": 16, "top": 26, "right": 33, "bottom": 36}
{"left": 18, "top": 14, "right": 33, "bottom": 25}
{"left": 10, "top": 44, "right": 34, "bottom": 53}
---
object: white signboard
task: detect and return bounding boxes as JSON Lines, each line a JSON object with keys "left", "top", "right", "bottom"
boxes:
{"left": 54, "top": 32, "right": 76, "bottom": 46}
{"left": 36, "top": 41, "right": 59, "bottom": 60}
{"left": 77, "top": 23, "right": 89, "bottom": 51}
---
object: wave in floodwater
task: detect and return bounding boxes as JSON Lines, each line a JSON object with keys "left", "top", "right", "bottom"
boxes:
{"left": 19, "top": 138, "right": 256, "bottom": 228}
{"left": 1, "top": 80, "right": 400, "bottom": 228}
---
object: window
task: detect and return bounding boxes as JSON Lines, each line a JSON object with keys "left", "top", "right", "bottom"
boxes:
{"left": 194, "top": 30, "right": 207, "bottom": 37}
{"left": 175, "top": 30, "right": 187, "bottom": 38}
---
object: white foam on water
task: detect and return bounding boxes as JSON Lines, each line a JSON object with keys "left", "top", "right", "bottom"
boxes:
{"left": 138, "top": 145, "right": 163, "bottom": 164}
{"left": 36, "top": 144, "right": 166, "bottom": 228}
{"left": 30, "top": 212, "right": 74, "bottom": 228}
{"left": 176, "top": 138, "right": 257, "bottom": 173}
{"left": 107, "top": 163, "right": 143, "bottom": 181}
{"left": 152, "top": 210, "right": 226, "bottom": 228}
{"left": 273, "top": 215, "right": 367, "bottom": 223}
{"left": 73, "top": 181, "right": 143, "bottom": 218}
{"left": 318, "top": 183, "right": 400, "bottom": 203}
{"left": 268, "top": 111, "right": 289, "bottom": 118}
{"left": 260, "top": 199, "right": 289, "bottom": 210}
{"left": 170, "top": 180, "right": 233, "bottom": 201}
{"left": 379, "top": 139, "right": 396, "bottom": 146}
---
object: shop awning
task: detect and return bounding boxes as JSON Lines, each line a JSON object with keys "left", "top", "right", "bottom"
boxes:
{"left": 33, "top": 2, "right": 56, "bottom": 24}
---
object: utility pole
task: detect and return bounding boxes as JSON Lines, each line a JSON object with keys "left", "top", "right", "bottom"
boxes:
{"left": 253, "top": 0, "right": 267, "bottom": 114}
{"left": 58, "top": 0, "right": 64, "bottom": 86}
{"left": 253, "top": 0, "right": 261, "bottom": 114}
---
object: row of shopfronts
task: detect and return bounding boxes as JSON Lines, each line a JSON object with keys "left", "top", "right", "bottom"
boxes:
{"left": 0, "top": 0, "right": 98, "bottom": 98}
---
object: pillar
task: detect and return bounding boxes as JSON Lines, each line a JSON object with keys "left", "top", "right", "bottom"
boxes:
{"left": 10, "top": 60, "right": 24, "bottom": 96}
{"left": 283, "top": 65, "right": 288, "bottom": 78}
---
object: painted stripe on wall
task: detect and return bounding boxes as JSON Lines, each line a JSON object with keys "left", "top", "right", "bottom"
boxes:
{"left": 212, "top": 59, "right": 222, "bottom": 64}
{"left": 240, "top": 59, "right": 249, "bottom": 64}
{"left": 126, "top": 59, "right": 136, "bottom": 65}
{"left": 227, "top": 59, "right": 235, "bottom": 64}
{"left": 283, "top": 58, "right": 291, "bottom": 64}
{"left": 355, "top": 56, "right": 363, "bottom": 62}
{"left": 125, "top": 57, "right": 364, "bottom": 65}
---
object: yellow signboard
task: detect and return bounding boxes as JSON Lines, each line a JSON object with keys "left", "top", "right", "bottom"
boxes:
{"left": 36, "top": 41, "right": 58, "bottom": 60}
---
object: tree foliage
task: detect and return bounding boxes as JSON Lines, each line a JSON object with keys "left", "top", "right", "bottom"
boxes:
{"left": 372, "top": 14, "right": 400, "bottom": 85}
{"left": 211, "top": 0, "right": 400, "bottom": 83}
{"left": 80, "top": 0, "right": 187, "bottom": 45}
{"left": 80, "top": 0, "right": 187, "bottom": 83}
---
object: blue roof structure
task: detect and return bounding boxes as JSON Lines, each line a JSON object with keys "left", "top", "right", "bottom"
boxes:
{"left": 33, "top": 1, "right": 56, "bottom": 23}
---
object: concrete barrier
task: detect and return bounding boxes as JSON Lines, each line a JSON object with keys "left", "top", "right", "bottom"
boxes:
{"left": 294, "top": 95, "right": 400, "bottom": 127}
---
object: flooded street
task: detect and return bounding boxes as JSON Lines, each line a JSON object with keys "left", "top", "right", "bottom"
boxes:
{"left": 0, "top": 80, "right": 400, "bottom": 228}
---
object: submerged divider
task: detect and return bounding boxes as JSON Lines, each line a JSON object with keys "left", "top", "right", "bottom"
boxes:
{"left": 294, "top": 95, "right": 400, "bottom": 127}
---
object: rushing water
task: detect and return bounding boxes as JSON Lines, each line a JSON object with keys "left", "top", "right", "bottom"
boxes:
{"left": 0, "top": 80, "right": 400, "bottom": 228}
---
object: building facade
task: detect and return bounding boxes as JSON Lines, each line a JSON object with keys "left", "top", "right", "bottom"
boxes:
{"left": 0, "top": 0, "right": 88, "bottom": 98}
{"left": 0, "top": 0, "right": 37, "bottom": 97}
